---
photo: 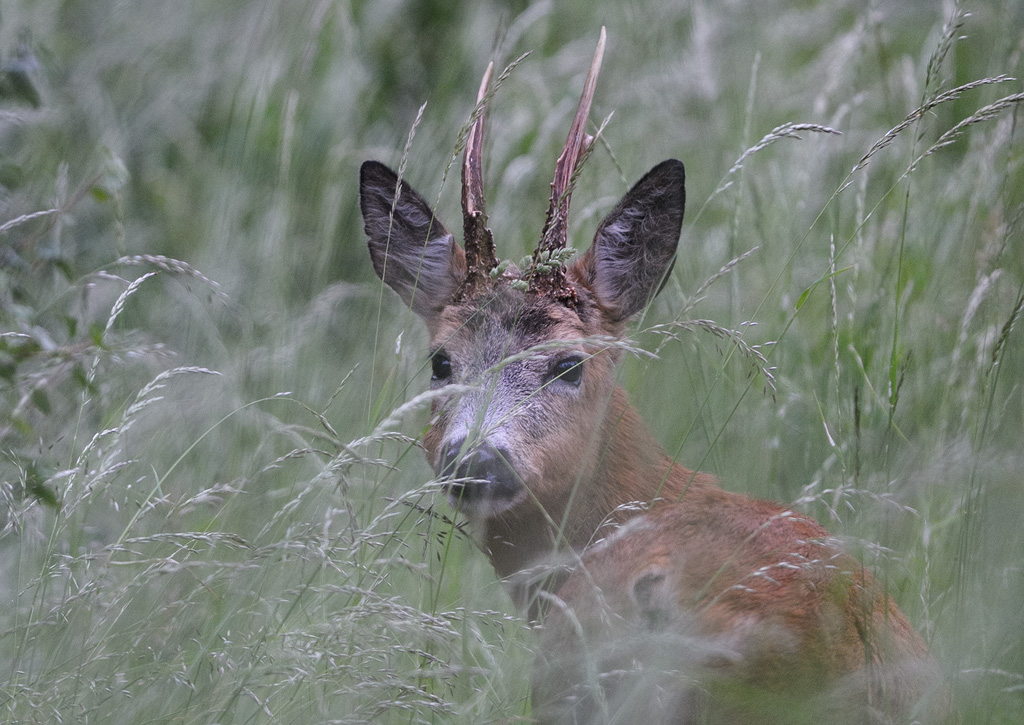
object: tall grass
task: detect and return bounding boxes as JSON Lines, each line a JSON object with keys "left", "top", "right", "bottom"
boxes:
{"left": 1, "top": 0, "right": 1022, "bottom": 721}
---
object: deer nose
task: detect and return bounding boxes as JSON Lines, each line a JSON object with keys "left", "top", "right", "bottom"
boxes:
{"left": 440, "top": 441, "right": 521, "bottom": 506}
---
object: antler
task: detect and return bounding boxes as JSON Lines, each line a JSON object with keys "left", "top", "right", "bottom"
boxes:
{"left": 461, "top": 61, "right": 498, "bottom": 296}
{"left": 531, "top": 27, "right": 606, "bottom": 302}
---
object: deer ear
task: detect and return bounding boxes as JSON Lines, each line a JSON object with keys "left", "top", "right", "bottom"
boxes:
{"left": 576, "top": 159, "right": 684, "bottom": 323}
{"left": 360, "top": 161, "right": 466, "bottom": 319}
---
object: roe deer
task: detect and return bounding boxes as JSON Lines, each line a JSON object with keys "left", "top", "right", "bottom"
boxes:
{"left": 360, "top": 28, "right": 946, "bottom": 725}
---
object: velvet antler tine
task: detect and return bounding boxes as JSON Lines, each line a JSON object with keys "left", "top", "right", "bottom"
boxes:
{"left": 462, "top": 62, "right": 492, "bottom": 222}
{"left": 538, "top": 26, "right": 606, "bottom": 255}
{"left": 528, "top": 28, "right": 605, "bottom": 307}
{"left": 461, "top": 61, "right": 497, "bottom": 293}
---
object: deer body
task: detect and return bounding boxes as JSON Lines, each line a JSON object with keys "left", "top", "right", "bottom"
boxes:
{"left": 360, "top": 30, "right": 942, "bottom": 724}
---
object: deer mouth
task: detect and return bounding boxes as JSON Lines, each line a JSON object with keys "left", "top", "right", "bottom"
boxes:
{"left": 440, "top": 441, "right": 525, "bottom": 513}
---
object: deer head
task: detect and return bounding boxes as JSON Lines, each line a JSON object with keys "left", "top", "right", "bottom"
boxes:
{"left": 360, "top": 31, "right": 684, "bottom": 580}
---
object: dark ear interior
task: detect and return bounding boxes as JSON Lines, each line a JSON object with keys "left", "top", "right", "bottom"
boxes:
{"left": 575, "top": 159, "right": 685, "bottom": 323}
{"left": 359, "top": 161, "right": 466, "bottom": 318}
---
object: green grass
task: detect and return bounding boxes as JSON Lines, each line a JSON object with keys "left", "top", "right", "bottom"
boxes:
{"left": 2, "top": 0, "right": 1023, "bottom": 722}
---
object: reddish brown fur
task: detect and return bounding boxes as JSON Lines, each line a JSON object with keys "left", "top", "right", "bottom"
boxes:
{"left": 421, "top": 274, "right": 943, "bottom": 724}
{"left": 531, "top": 474, "right": 940, "bottom": 723}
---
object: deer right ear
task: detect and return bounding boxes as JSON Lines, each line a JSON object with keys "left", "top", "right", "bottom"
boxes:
{"left": 360, "top": 161, "right": 466, "bottom": 318}
{"left": 576, "top": 159, "right": 685, "bottom": 324}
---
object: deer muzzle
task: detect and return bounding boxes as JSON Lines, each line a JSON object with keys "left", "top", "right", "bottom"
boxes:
{"left": 440, "top": 441, "right": 523, "bottom": 510}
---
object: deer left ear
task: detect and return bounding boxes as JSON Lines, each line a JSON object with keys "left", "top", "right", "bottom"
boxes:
{"left": 360, "top": 160, "right": 467, "bottom": 320}
{"left": 575, "top": 159, "right": 684, "bottom": 323}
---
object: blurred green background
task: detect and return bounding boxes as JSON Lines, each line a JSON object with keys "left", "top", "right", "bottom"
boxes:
{"left": 1, "top": 0, "right": 1022, "bottom": 722}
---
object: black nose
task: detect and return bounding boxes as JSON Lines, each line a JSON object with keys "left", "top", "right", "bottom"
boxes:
{"left": 440, "top": 441, "right": 521, "bottom": 505}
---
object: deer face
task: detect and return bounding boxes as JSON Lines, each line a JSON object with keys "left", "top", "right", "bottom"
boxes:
{"left": 359, "top": 158, "right": 685, "bottom": 522}
{"left": 421, "top": 284, "right": 611, "bottom": 519}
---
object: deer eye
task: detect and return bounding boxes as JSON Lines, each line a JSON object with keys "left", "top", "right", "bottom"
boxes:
{"left": 430, "top": 350, "right": 452, "bottom": 382}
{"left": 549, "top": 356, "right": 583, "bottom": 386}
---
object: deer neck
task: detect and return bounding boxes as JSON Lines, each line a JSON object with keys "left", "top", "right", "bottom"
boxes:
{"left": 478, "top": 385, "right": 706, "bottom": 603}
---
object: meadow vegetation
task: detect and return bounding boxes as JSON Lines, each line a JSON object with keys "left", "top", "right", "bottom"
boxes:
{"left": 1, "top": 0, "right": 1022, "bottom": 721}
